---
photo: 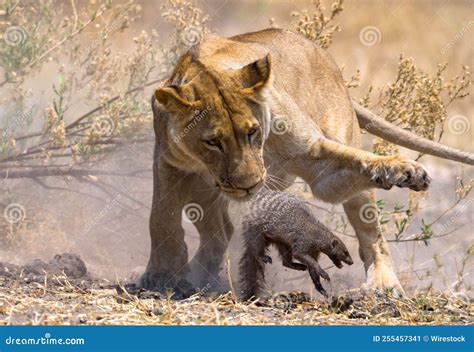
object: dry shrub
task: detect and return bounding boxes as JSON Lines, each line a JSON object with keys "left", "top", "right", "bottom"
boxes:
{"left": 290, "top": 0, "right": 344, "bottom": 50}
{"left": 0, "top": 0, "right": 208, "bottom": 246}
{"left": 360, "top": 56, "right": 472, "bottom": 156}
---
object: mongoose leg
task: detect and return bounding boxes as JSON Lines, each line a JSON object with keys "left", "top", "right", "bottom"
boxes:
{"left": 294, "top": 253, "right": 330, "bottom": 297}
{"left": 274, "top": 242, "right": 307, "bottom": 271}
{"left": 284, "top": 262, "right": 307, "bottom": 271}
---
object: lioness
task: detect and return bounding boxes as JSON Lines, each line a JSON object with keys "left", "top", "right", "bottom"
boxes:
{"left": 141, "top": 28, "right": 473, "bottom": 297}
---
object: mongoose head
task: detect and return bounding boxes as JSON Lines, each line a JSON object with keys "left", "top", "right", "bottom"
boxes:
{"left": 326, "top": 237, "right": 353, "bottom": 268}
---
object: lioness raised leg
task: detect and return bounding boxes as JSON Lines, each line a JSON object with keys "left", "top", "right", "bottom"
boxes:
{"left": 288, "top": 136, "right": 430, "bottom": 204}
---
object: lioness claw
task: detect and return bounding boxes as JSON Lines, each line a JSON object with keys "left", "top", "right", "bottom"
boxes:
{"left": 371, "top": 156, "right": 431, "bottom": 191}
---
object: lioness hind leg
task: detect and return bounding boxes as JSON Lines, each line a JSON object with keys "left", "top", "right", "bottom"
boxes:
{"left": 343, "top": 190, "right": 404, "bottom": 296}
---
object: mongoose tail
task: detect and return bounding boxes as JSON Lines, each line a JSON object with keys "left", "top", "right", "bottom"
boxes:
{"left": 354, "top": 102, "right": 474, "bottom": 165}
{"left": 239, "top": 227, "right": 268, "bottom": 300}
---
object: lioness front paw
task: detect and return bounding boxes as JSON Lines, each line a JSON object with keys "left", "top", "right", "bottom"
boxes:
{"left": 370, "top": 156, "right": 431, "bottom": 191}
{"left": 139, "top": 271, "right": 195, "bottom": 299}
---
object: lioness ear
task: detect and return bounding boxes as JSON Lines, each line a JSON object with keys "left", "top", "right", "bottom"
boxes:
{"left": 240, "top": 54, "right": 272, "bottom": 93}
{"left": 155, "top": 87, "right": 194, "bottom": 113}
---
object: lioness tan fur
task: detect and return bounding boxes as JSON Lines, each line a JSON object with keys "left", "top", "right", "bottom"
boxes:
{"left": 141, "top": 28, "right": 473, "bottom": 297}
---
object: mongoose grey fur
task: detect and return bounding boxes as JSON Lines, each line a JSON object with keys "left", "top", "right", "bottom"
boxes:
{"left": 239, "top": 190, "right": 354, "bottom": 300}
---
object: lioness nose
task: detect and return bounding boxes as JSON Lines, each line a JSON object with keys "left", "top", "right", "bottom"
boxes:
{"left": 226, "top": 173, "right": 261, "bottom": 189}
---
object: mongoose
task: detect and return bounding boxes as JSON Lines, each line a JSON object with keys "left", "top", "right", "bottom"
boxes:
{"left": 239, "top": 190, "right": 353, "bottom": 300}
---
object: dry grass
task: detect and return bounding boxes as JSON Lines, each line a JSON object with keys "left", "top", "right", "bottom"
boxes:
{"left": 1, "top": 0, "right": 473, "bottom": 326}
{"left": 0, "top": 274, "right": 471, "bottom": 325}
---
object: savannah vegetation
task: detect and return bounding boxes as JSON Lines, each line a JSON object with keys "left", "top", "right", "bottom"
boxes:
{"left": 0, "top": 0, "right": 472, "bottom": 325}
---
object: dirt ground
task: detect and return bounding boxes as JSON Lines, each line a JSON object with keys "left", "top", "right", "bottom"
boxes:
{"left": 0, "top": 0, "right": 473, "bottom": 326}
{"left": 0, "top": 253, "right": 471, "bottom": 325}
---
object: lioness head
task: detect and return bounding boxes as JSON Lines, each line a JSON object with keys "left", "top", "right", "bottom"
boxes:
{"left": 155, "top": 52, "right": 272, "bottom": 199}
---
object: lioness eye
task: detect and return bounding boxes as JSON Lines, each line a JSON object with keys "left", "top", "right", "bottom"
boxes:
{"left": 248, "top": 127, "right": 259, "bottom": 144}
{"left": 205, "top": 138, "right": 223, "bottom": 151}
{"left": 248, "top": 128, "right": 258, "bottom": 137}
